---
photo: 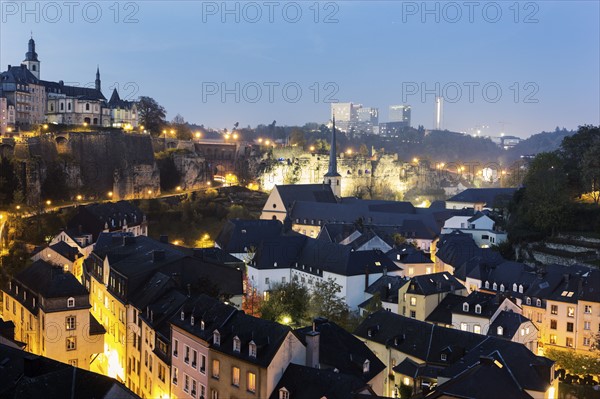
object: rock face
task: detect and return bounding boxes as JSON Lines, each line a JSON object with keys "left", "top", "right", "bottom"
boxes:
{"left": 10, "top": 131, "right": 161, "bottom": 204}
{"left": 256, "top": 149, "right": 427, "bottom": 199}
{"left": 172, "top": 152, "right": 208, "bottom": 190}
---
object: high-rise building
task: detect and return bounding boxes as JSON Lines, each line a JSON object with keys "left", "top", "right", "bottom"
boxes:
{"left": 389, "top": 105, "right": 411, "bottom": 126}
{"left": 357, "top": 107, "right": 379, "bottom": 134}
{"left": 434, "top": 97, "right": 443, "bottom": 130}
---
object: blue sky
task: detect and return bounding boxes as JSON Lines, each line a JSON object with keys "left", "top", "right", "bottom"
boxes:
{"left": 1, "top": 1, "right": 598, "bottom": 137}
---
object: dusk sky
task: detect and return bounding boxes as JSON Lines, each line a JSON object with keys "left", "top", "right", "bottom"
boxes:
{"left": 1, "top": 1, "right": 598, "bottom": 137}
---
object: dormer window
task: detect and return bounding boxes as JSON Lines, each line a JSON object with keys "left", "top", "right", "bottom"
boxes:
{"left": 513, "top": 283, "right": 517, "bottom": 292}
{"left": 526, "top": 297, "right": 531, "bottom": 305}
{"left": 500, "top": 284, "right": 505, "bottom": 292}
{"left": 249, "top": 341, "right": 257, "bottom": 358}
{"left": 536, "top": 299, "right": 542, "bottom": 307}
{"left": 233, "top": 336, "right": 241, "bottom": 353}
{"left": 441, "top": 353, "right": 447, "bottom": 361}
{"left": 484, "top": 281, "right": 489, "bottom": 289}
{"left": 363, "top": 359, "right": 370, "bottom": 374}
{"left": 279, "top": 388, "right": 290, "bottom": 399}
{"left": 200, "top": 320, "right": 205, "bottom": 331}
{"left": 181, "top": 311, "right": 185, "bottom": 321}
{"left": 462, "top": 303, "right": 469, "bottom": 312}
{"left": 67, "top": 297, "right": 75, "bottom": 308}
{"left": 213, "top": 330, "right": 220, "bottom": 346}
{"left": 492, "top": 283, "right": 497, "bottom": 290}
{"left": 497, "top": 326, "right": 503, "bottom": 335}
{"left": 518, "top": 285, "right": 523, "bottom": 294}
{"left": 475, "top": 304, "right": 482, "bottom": 314}
{"left": 191, "top": 316, "right": 195, "bottom": 326}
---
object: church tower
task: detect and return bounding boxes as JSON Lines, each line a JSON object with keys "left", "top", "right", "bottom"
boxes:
{"left": 324, "top": 117, "right": 341, "bottom": 197}
{"left": 22, "top": 36, "right": 40, "bottom": 79}
{"left": 95, "top": 66, "right": 101, "bottom": 92}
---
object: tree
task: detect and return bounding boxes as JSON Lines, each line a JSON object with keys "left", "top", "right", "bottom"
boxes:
{"left": 544, "top": 348, "right": 600, "bottom": 376}
{"left": 138, "top": 96, "right": 166, "bottom": 135}
{"left": 289, "top": 129, "right": 306, "bottom": 148}
{"left": 309, "top": 278, "right": 350, "bottom": 326}
{"left": 582, "top": 140, "right": 600, "bottom": 204}
{"left": 259, "top": 282, "right": 310, "bottom": 326}
{"left": 242, "top": 274, "right": 262, "bottom": 317}
{"left": 560, "top": 125, "right": 600, "bottom": 197}
{"left": 359, "top": 143, "right": 369, "bottom": 157}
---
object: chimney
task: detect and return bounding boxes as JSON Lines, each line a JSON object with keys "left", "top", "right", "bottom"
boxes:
{"left": 152, "top": 250, "right": 165, "bottom": 262}
{"left": 159, "top": 235, "right": 169, "bottom": 244}
{"left": 365, "top": 266, "right": 370, "bottom": 291}
{"left": 305, "top": 330, "right": 320, "bottom": 368}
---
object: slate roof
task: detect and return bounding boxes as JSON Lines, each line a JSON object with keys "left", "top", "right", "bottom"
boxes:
{"left": 406, "top": 272, "right": 465, "bottom": 296}
{"left": 107, "top": 88, "right": 135, "bottom": 109}
{"left": 170, "top": 294, "right": 237, "bottom": 343}
{"left": 356, "top": 311, "right": 554, "bottom": 395}
{"left": 446, "top": 188, "right": 517, "bottom": 208}
{"left": 387, "top": 245, "right": 433, "bottom": 264}
{"left": 295, "top": 318, "right": 386, "bottom": 382}
{"left": 436, "top": 231, "right": 504, "bottom": 273}
{"left": 0, "top": 343, "right": 139, "bottom": 399}
{"left": 274, "top": 184, "right": 337, "bottom": 210}
{"left": 297, "top": 239, "right": 401, "bottom": 277}
{"left": 269, "top": 363, "right": 374, "bottom": 399}
{"left": 0, "top": 64, "right": 39, "bottom": 85}
{"left": 67, "top": 201, "right": 145, "bottom": 240}
{"left": 211, "top": 311, "right": 293, "bottom": 368}
{"left": 425, "top": 356, "right": 533, "bottom": 399}
{"left": 251, "top": 234, "right": 308, "bottom": 270}
{"left": 215, "top": 219, "right": 283, "bottom": 254}
{"left": 41, "top": 80, "right": 106, "bottom": 101}
{"left": 449, "top": 291, "right": 504, "bottom": 319}
{"left": 13, "top": 260, "right": 88, "bottom": 300}
{"left": 364, "top": 275, "right": 409, "bottom": 303}
{"left": 425, "top": 293, "right": 467, "bottom": 325}
{"left": 488, "top": 311, "right": 532, "bottom": 340}
{"left": 48, "top": 241, "right": 82, "bottom": 262}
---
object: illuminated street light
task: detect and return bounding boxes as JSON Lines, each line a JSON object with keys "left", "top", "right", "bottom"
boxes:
{"left": 108, "top": 191, "right": 113, "bottom": 198}
{"left": 45, "top": 200, "right": 52, "bottom": 206}
{"left": 43, "top": 124, "right": 48, "bottom": 130}
{"left": 346, "top": 148, "right": 353, "bottom": 155}
{"left": 413, "top": 157, "right": 419, "bottom": 163}
{"left": 232, "top": 133, "right": 239, "bottom": 140}
{"left": 76, "top": 195, "right": 83, "bottom": 201}
{"left": 195, "top": 132, "right": 201, "bottom": 139}
{"left": 176, "top": 186, "right": 182, "bottom": 191}
{"left": 265, "top": 140, "right": 271, "bottom": 145}
{"left": 309, "top": 145, "right": 315, "bottom": 152}
{"left": 257, "top": 138, "right": 263, "bottom": 143}
{"left": 83, "top": 122, "right": 88, "bottom": 127}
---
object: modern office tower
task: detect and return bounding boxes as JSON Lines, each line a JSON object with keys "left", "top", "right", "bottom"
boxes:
{"left": 389, "top": 104, "right": 411, "bottom": 126}
{"left": 434, "top": 97, "right": 443, "bottom": 130}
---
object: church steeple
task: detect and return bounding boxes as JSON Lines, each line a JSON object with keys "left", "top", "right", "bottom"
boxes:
{"left": 23, "top": 36, "right": 40, "bottom": 79}
{"left": 324, "top": 116, "right": 341, "bottom": 197}
{"left": 95, "top": 66, "right": 101, "bottom": 92}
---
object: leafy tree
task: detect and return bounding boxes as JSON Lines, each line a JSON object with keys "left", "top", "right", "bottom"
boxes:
{"left": 289, "top": 129, "right": 306, "bottom": 148}
{"left": 138, "top": 96, "right": 166, "bottom": 135}
{"left": 361, "top": 291, "right": 383, "bottom": 319}
{"left": 359, "top": 143, "right": 369, "bottom": 157}
{"left": 242, "top": 274, "right": 262, "bottom": 317}
{"left": 227, "top": 205, "right": 250, "bottom": 219}
{"left": 582, "top": 140, "right": 600, "bottom": 204}
{"left": 544, "top": 348, "right": 600, "bottom": 376}
{"left": 560, "top": 125, "right": 600, "bottom": 197}
{"left": 259, "top": 282, "right": 310, "bottom": 326}
{"left": 309, "top": 277, "right": 350, "bottom": 326}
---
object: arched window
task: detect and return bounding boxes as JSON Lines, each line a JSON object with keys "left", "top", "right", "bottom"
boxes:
{"left": 85, "top": 103, "right": 90, "bottom": 111}
{"left": 60, "top": 103, "right": 64, "bottom": 111}
{"left": 475, "top": 304, "right": 482, "bottom": 314}
{"left": 462, "top": 303, "right": 469, "bottom": 312}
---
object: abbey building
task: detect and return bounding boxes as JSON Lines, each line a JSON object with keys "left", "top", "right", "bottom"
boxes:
{"left": 0, "top": 37, "right": 138, "bottom": 133}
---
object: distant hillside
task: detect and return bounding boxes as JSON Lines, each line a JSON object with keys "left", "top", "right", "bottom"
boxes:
{"left": 507, "top": 128, "right": 575, "bottom": 160}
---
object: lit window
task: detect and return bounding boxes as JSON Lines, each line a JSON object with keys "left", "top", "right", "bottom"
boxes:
{"left": 212, "top": 359, "right": 220, "bottom": 379}
{"left": 65, "top": 316, "right": 76, "bottom": 330}
{"left": 584, "top": 305, "right": 592, "bottom": 314}
{"left": 410, "top": 297, "right": 416, "bottom": 306}
{"left": 232, "top": 366, "right": 240, "bottom": 386}
{"left": 551, "top": 305, "right": 558, "bottom": 315}
{"left": 66, "top": 336, "right": 76, "bottom": 351}
{"left": 247, "top": 372, "right": 256, "bottom": 393}
{"left": 474, "top": 324, "right": 481, "bottom": 334}
{"left": 567, "top": 307, "right": 575, "bottom": 318}
{"left": 460, "top": 323, "right": 468, "bottom": 331}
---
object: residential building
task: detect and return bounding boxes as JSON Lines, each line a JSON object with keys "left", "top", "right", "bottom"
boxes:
{"left": 30, "top": 241, "right": 85, "bottom": 281}
{"left": 355, "top": 310, "right": 557, "bottom": 398}
{"left": 260, "top": 184, "right": 336, "bottom": 222}
{"left": 445, "top": 188, "right": 517, "bottom": 212}
{"left": 0, "top": 95, "right": 16, "bottom": 134}
{"left": 359, "top": 275, "right": 409, "bottom": 315}
{"left": 215, "top": 219, "right": 285, "bottom": 262}
{"left": 67, "top": 201, "right": 147, "bottom": 242}
{"left": 399, "top": 272, "right": 467, "bottom": 321}
{"left": 441, "top": 212, "right": 507, "bottom": 247}
{"left": 0, "top": 64, "right": 46, "bottom": 128}
{"left": 1, "top": 260, "right": 105, "bottom": 370}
